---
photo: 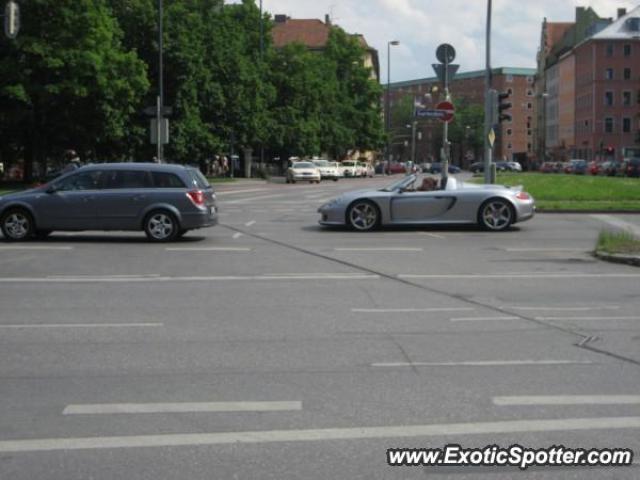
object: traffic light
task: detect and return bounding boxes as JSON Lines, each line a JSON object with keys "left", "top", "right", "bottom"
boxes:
{"left": 4, "top": 1, "right": 20, "bottom": 39}
{"left": 497, "top": 91, "right": 512, "bottom": 124}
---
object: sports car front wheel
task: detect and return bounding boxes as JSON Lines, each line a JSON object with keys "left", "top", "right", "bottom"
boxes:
{"left": 347, "top": 200, "right": 379, "bottom": 231}
{"left": 478, "top": 199, "right": 514, "bottom": 231}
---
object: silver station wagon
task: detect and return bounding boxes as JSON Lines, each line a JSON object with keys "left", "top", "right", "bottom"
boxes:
{"left": 0, "top": 163, "right": 218, "bottom": 242}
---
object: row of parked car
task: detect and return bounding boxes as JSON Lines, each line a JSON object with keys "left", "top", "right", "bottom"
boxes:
{"left": 286, "top": 160, "right": 375, "bottom": 184}
{"left": 540, "top": 159, "right": 640, "bottom": 177}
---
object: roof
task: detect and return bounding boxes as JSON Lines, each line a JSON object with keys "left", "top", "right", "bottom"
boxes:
{"left": 271, "top": 18, "right": 331, "bottom": 49}
{"left": 546, "top": 22, "right": 573, "bottom": 52}
{"left": 590, "top": 5, "right": 640, "bottom": 40}
{"left": 387, "top": 67, "right": 536, "bottom": 89}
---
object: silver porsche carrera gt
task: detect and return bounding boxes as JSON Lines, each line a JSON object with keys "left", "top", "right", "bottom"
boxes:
{"left": 318, "top": 174, "right": 535, "bottom": 232}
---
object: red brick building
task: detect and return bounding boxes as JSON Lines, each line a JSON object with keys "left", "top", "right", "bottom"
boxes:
{"left": 386, "top": 68, "right": 536, "bottom": 167}
{"left": 574, "top": 7, "right": 640, "bottom": 161}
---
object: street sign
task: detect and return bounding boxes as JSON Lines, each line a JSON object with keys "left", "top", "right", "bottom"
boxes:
{"left": 436, "top": 101, "right": 455, "bottom": 123}
{"left": 150, "top": 118, "right": 169, "bottom": 145}
{"left": 432, "top": 64, "right": 459, "bottom": 85}
{"left": 4, "top": 1, "right": 20, "bottom": 39}
{"left": 436, "top": 43, "right": 456, "bottom": 64}
{"left": 144, "top": 106, "right": 173, "bottom": 117}
{"left": 415, "top": 108, "right": 447, "bottom": 119}
{"left": 488, "top": 128, "right": 496, "bottom": 147}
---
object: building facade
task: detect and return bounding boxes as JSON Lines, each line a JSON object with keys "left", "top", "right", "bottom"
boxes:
{"left": 574, "top": 9, "right": 640, "bottom": 161}
{"left": 386, "top": 68, "right": 536, "bottom": 167}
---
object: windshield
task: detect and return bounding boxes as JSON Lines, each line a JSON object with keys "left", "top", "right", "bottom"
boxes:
{"left": 293, "top": 162, "right": 314, "bottom": 168}
{"left": 313, "top": 160, "right": 329, "bottom": 166}
{"left": 380, "top": 174, "right": 416, "bottom": 192}
{"left": 342, "top": 161, "right": 356, "bottom": 167}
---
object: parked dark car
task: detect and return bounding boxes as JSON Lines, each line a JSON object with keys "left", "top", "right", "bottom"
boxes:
{"left": 429, "top": 163, "right": 461, "bottom": 174}
{"left": 565, "top": 159, "right": 588, "bottom": 174}
{"left": 625, "top": 158, "right": 640, "bottom": 178}
{"left": 0, "top": 163, "right": 217, "bottom": 242}
{"left": 599, "top": 161, "right": 622, "bottom": 177}
{"left": 470, "top": 161, "right": 484, "bottom": 173}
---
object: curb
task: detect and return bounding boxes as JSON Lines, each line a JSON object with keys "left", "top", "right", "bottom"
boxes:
{"left": 537, "top": 210, "right": 640, "bottom": 214}
{"left": 593, "top": 250, "right": 640, "bottom": 267}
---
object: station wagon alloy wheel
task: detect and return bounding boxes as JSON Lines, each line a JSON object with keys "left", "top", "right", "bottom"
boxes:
{"left": 479, "top": 199, "right": 513, "bottom": 231}
{"left": 145, "top": 211, "right": 178, "bottom": 242}
{"left": 347, "top": 201, "right": 379, "bottom": 231}
{"left": 1, "top": 210, "right": 33, "bottom": 241}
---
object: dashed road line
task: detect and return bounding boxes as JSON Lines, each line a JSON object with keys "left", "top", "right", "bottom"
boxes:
{"left": 493, "top": 395, "right": 640, "bottom": 406}
{"left": 1, "top": 417, "right": 638, "bottom": 453}
{"left": 63, "top": 401, "right": 302, "bottom": 415}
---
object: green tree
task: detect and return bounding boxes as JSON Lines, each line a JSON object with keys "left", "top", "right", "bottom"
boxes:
{"left": 0, "top": 0, "right": 149, "bottom": 181}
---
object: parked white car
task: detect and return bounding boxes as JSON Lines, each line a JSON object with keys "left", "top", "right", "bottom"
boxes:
{"left": 339, "top": 161, "right": 359, "bottom": 177}
{"left": 363, "top": 163, "right": 375, "bottom": 177}
{"left": 286, "top": 162, "right": 321, "bottom": 183}
{"left": 312, "top": 159, "right": 340, "bottom": 181}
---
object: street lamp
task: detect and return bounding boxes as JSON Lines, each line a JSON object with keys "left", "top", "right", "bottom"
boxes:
{"left": 385, "top": 40, "right": 400, "bottom": 175}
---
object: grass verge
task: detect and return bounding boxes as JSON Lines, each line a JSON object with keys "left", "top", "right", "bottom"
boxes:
{"left": 471, "top": 173, "right": 640, "bottom": 211}
{"left": 596, "top": 230, "right": 640, "bottom": 255}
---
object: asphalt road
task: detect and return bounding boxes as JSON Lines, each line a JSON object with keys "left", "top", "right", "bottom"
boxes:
{"left": 1, "top": 175, "right": 639, "bottom": 480}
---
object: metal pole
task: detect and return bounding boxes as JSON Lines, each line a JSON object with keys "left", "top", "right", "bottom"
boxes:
{"left": 410, "top": 121, "right": 417, "bottom": 166}
{"left": 157, "top": 0, "right": 164, "bottom": 163}
{"left": 259, "top": 0, "right": 264, "bottom": 175}
{"left": 441, "top": 52, "right": 450, "bottom": 184}
{"left": 386, "top": 42, "right": 391, "bottom": 175}
{"left": 483, "top": 0, "right": 493, "bottom": 183}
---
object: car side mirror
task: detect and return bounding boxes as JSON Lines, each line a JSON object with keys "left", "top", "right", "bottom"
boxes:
{"left": 45, "top": 185, "right": 58, "bottom": 194}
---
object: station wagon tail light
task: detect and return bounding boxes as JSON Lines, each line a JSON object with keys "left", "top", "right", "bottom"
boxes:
{"left": 515, "top": 191, "right": 531, "bottom": 200}
{"left": 186, "top": 190, "right": 205, "bottom": 206}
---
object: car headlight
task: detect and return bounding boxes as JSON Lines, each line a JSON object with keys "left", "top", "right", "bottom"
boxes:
{"left": 320, "top": 199, "right": 339, "bottom": 210}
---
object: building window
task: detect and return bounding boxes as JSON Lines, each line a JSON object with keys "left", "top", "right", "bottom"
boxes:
{"left": 623, "top": 91, "right": 632, "bottom": 106}
{"left": 527, "top": 143, "right": 532, "bottom": 152}
{"left": 527, "top": 102, "right": 532, "bottom": 110}
{"left": 507, "top": 128, "right": 512, "bottom": 136}
{"left": 506, "top": 75, "right": 514, "bottom": 83}
{"left": 606, "top": 44, "right": 614, "bottom": 56}
{"left": 624, "top": 68, "right": 631, "bottom": 80}
{"left": 624, "top": 44, "right": 632, "bottom": 56}
{"left": 605, "top": 68, "right": 614, "bottom": 80}
{"left": 527, "top": 76, "right": 534, "bottom": 84}
{"left": 605, "top": 91, "right": 614, "bottom": 106}
{"left": 507, "top": 88, "right": 513, "bottom": 95}
{"left": 507, "top": 143, "right": 512, "bottom": 150}
{"left": 527, "top": 129, "right": 532, "bottom": 136}
{"left": 604, "top": 117, "right": 614, "bottom": 133}
{"left": 526, "top": 89, "right": 534, "bottom": 97}
{"left": 623, "top": 118, "right": 631, "bottom": 133}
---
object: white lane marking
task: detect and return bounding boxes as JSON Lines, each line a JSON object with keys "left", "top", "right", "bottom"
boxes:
{"left": 335, "top": 248, "right": 423, "bottom": 252}
{"left": 502, "top": 248, "right": 586, "bottom": 252}
{"left": 450, "top": 316, "right": 520, "bottom": 322}
{"left": 0, "top": 246, "right": 74, "bottom": 251}
{"left": 399, "top": 273, "right": 640, "bottom": 279}
{"left": 216, "top": 189, "right": 270, "bottom": 196}
{"left": 372, "top": 360, "right": 594, "bottom": 368}
{"left": 503, "top": 306, "right": 621, "bottom": 311}
{"left": 232, "top": 232, "right": 243, "bottom": 239}
{"left": 225, "top": 194, "right": 290, "bottom": 205}
{"left": 244, "top": 220, "right": 256, "bottom": 227}
{"left": 419, "top": 233, "right": 446, "bottom": 239}
{"left": 536, "top": 316, "right": 640, "bottom": 322}
{"left": 591, "top": 214, "right": 640, "bottom": 236}
{"left": 0, "top": 274, "right": 379, "bottom": 283}
{"left": 63, "top": 401, "right": 302, "bottom": 415}
{"left": 493, "top": 396, "right": 640, "bottom": 406}
{"left": 0, "top": 323, "right": 162, "bottom": 329}
{"left": 1, "top": 417, "right": 638, "bottom": 453}
{"left": 352, "top": 308, "right": 474, "bottom": 313}
{"left": 165, "top": 247, "right": 251, "bottom": 252}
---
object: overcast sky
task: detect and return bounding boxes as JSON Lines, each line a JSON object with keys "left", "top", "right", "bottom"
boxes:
{"left": 248, "top": 0, "right": 638, "bottom": 83}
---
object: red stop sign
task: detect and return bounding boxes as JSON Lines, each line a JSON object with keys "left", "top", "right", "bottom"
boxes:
{"left": 436, "top": 101, "right": 455, "bottom": 123}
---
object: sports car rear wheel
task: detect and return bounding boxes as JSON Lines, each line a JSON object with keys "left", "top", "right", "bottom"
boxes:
{"left": 478, "top": 199, "right": 514, "bottom": 231}
{"left": 347, "top": 200, "right": 379, "bottom": 231}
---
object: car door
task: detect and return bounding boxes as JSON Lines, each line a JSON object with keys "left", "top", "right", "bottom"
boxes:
{"left": 35, "top": 170, "right": 104, "bottom": 229}
{"left": 390, "top": 190, "right": 455, "bottom": 222}
{"left": 96, "top": 170, "right": 153, "bottom": 229}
